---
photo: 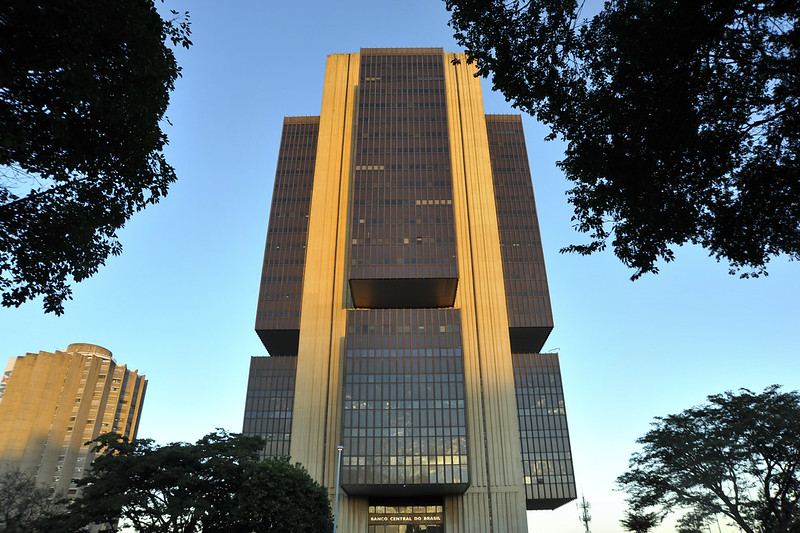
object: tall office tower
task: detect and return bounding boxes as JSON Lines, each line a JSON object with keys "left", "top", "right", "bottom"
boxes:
{"left": 0, "top": 343, "right": 146, "bottom": 497}
{"left": 243, "top": 48, "right": 576, "bottom": 532}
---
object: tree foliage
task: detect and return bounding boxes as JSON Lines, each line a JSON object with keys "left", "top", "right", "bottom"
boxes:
{"left": 675, "top": 509, "right": 712, "bottom": 533}
{"left": 617, "top": 386, "right": 800, "bottom": 533}
{"left": 0, "top": 467, "right": 66, "bottom": 533}
{"left": 620, "top": 509, "right": 660, "bottom": 533}
{"left": 236, "top": 458, "right": 333, "bottom": 533}
{"left": 66, "top": 431, "right": 332, "bottom": 533}
{"left": 0, "top": 0, "right": 191, "bottom": 314}
{"left": 445, "top": 0, "right": 799, "bottom": 279}
{"left": 67, "top": 431, "right": 260, "bottom": 532}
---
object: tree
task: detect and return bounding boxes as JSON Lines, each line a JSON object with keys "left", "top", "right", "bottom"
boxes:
{"left": 235, "top": 458, "right": 333, "bottom": 533}
{"left": 620, "top": 509, "right": 660, "bottom": 533}
{"left": 0, "top": 467, "right": 66, "bottom": 533}
{"left": 0, "top": 0, "right": 191, "bottom": 314}
{"left": 675, "top": 509, "right": 711, "bottom": 533}
{"left": 67, "top": 431, "right": 264, "bottom": 532}
{"left": 445, "top": 0, "right": 799, "bottom": 279}
{"left": 617, "top": 386, "right": 800, "bottom": 533}
{"left": 66, "top": 431, "right": 332, "bottom": 533}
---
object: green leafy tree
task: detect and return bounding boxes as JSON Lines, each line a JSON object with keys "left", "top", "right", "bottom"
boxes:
{"left": 0, "top": 467, "right": 66, "bottom": 533}
{"left": 235, "top": 457, "right": 333, "bottom": 533}
{"left": 617, "top": 386, "right": 800, "bottom": 533}
{"left": 66, "top": 431, "right": 332, "bottom": 533}
{"left": 67, "top": 431, "right": 264, "bottom": 533}
{"left": 620, "top": 509, "right": 660, "bottom": 533}
{"left": 445, "top": 0, "right": 799, "bottom": 279}
{"left": 0, "top": 0, "right": 191, "bottom": 314}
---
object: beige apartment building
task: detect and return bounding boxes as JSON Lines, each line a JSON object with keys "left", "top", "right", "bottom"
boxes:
{"left": 0, "top": 343, "right": 146, "bottom": 497}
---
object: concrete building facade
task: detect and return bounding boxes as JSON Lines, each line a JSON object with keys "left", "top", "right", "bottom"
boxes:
{"left": 243, "top": 48, "right": 576, "bottom": 532}
{"left": 0, "top": 343, "right": 146, "bottom": 497}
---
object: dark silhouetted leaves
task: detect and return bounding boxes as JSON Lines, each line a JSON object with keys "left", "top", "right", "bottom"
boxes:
{"left": 0, "top": 0, "right": 192, "bottom": 314}
{"left": 617, "top": 386, "right": 800, "bottom": 533}
{"left": 446, "top": 0, "right": 799, "bottom": 278}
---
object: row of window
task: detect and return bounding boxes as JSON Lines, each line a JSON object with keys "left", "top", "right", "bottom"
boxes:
{"left": 346, "top": 381, "right": 464, "bottom": 400}
{"left": 351, "top": 199, "right": 454, "bottom": 208}
{"left": 244, "top": 396, "right": 293, "bottom": 410}
{"left": 346, "top": 352, "right": 463, "bottom": 372}
{"left": 343, "top": 425, "right": 466, "bottom": 438}
{"left": 361, "top": 60, "right": 442, "bottom": 70}
{"left": 343, "top": 398, "right": 465, "bottom": 410}
{"left": 521, "top": 436, "right": 572, "bottom": 453}
{"left": 352, "top": 163, "right": 451, "bottom": 171}
{"left": 274, "top": 169, "right": 314, "bottom": 176}
{"left": 358, "top": 115, "right": 445, "bottom": 125}
{"left": 341, "top": 437, "right": 467, "bottom": 462}
{"left": 277, "top": 155, "right": 315, "bottom": 162}
{"left": 357, "top": 146, "right": 449, "bottom": 154}
{"left": 345, "top": 373, "right": 464, "bottom": 383}
{"left": 345, "top": 345, "right": 463, "bottom": 356}
{"left": 360, "top": 131, "right": 446, "bottom": 139}
{"left": 344, "top": 405, "right": 466, "bottom": 427}
{"left": 350, "top": 257, "right": 456, "bottom": 266}
{"left": 260, "top": 275, "right": 303, "bottom": 282}
{"left": 360, "top": 101, "right": 447, "bottom": 109}
{"left": 278, "top": 142, "right": 316, "bottom": 149}
{"left": 343, "top": 454, "right": 465, "bottom": 466}
{"left": 342, "top": 463, "right": 467, "bottom": 486}
{"left": 361, "top": 75, "right": 445, "bottom": 82}
{"left": 360, "top": 87, "right": 445, "bottom": 96}
{"left": 262, "top": 225, "right": 308, "bottom": 234}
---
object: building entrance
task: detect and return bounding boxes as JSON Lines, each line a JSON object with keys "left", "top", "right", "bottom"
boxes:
{"left": 368, "top": 504, "right": 444, "bottom": 533}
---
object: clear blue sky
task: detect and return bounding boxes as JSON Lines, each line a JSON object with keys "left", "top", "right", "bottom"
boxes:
{"left": 1, "top": 1, "right": 798, "bottom": 532}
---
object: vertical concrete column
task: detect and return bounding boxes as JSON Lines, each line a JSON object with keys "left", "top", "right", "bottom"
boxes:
{"left": 445, "top": 52, "right": 528, "bottom": 532}
{"left": 291, "top": 53, "right": 359, "bottom": 488}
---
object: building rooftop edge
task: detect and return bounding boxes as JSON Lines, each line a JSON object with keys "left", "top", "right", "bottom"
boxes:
{"left": 66, "top": 343, "right": 113, "bottom": 360}
{"left": 284, "top": 116, "right": 320, "bottom": 123}
{"left": 326, "top": 47, "right": 448, "bottom": 58}
{"left": 485, "top": 114, "right": 523, "bottom": 122}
